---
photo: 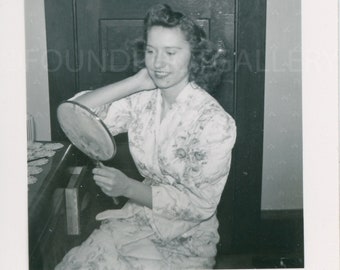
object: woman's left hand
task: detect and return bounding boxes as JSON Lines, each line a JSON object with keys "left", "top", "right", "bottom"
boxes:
{"left": 92, "top": 163, "right": 130, "bottom": 198}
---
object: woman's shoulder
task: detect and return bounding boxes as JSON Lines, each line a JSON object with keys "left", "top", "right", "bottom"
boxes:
{"left": 190, "top": 83, "right": 235, "bottom": 122}
{"left": 196, "top": 97, "right": 237, "bottom": 145}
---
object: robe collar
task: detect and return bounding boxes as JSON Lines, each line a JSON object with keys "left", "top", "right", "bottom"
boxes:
{"left": 158, "top": 81, "right": 200, "bottom": 108}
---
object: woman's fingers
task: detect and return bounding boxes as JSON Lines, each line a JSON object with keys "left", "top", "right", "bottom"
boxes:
{"left": 93, "top": 168, "right": 123, "bottom": 189}
{"left": 92, "top": 168, "right": 110, "bottom": 177}
{"left": 93, "top": 174, "right": 112, "bottom": 185}
{"left": 94, "top": 178, "right": 113, "bottom": 192}
{"left": 93, "top": 167, "right": 118, "bottom": 178}
{"left": 95, "top": 181, "right": 111, "bottom": 191}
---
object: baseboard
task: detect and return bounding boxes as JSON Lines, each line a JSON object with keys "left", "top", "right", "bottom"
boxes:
{"left": 259, "top": 209, "right": 304, "bottom": 250}
{"left": 254, "top": 209, "right": 304, "bottom": 268}
{"left": 261, "top": 209, "right": 303, "bottom": 220}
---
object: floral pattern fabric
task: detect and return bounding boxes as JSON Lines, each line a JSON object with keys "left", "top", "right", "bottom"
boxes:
{"left": 55, "top": 82, "right": 236, "bottom": 270}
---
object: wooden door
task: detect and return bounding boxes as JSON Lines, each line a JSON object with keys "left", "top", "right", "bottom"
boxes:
{"left": 45, "top": 0, "right": 266, "bottom": 255}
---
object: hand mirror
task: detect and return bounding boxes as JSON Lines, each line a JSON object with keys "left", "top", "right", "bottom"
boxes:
{"left": 57, "top": 100, "right": 116, "bottom": 163}
{"left": 57, "top": 101, "right": 119, "bottom": 204}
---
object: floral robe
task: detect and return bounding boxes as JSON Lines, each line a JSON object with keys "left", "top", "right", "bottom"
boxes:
{"left": 55, "top": 82, "right": 236, "bottom": 270}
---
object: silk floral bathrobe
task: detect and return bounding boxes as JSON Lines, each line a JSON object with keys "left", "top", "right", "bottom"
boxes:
{"left": 55, "top": 82, "right": 236, "bottom": 270}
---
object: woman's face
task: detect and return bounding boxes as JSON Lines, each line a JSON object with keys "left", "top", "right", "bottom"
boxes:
{"left": 145, "top": 26, "right": 191, "bottom": 92}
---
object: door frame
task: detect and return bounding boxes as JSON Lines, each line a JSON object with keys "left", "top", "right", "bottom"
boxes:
{"left": 229, "top": 0, "right": 267, "bottom": 252}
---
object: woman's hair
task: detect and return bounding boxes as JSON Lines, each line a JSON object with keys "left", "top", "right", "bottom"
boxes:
{"left": 130, "top": 4, "right": 228, "bottom": 91}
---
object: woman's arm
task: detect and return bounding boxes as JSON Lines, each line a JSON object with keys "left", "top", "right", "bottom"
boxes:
{"left": 73, "top": 68, "right": 156, "bottom": 108}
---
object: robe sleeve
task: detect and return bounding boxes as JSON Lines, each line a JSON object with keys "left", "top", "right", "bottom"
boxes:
{"left": 68, "top": 90, "right": 136, "bottom": 136}
{"left": 146, "top": 112, "right": 237, "bottom": 241}
{"left": 101, "top": 96, "right": 134, "bottom": 136}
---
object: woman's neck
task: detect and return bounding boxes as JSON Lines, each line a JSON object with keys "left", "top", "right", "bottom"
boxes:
{"left": 160, "top": 78, "right": 189, "bottom": 106}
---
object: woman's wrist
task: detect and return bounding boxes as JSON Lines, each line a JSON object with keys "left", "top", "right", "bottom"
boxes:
{"left": 122, "top": 177, "right": 135, "bottom": 198}
{"left": 123, "top": 177, "right": 153, "bottom": 208}
{"left": 120, "top": 73, "right": 143, "bottom": 95}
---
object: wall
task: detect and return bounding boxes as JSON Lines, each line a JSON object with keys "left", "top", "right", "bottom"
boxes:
{"left": 25, "top": 0, "right": 51, "bottom": 140}
{"left": 261, "top": 0, "right": 303, "bottom": 210}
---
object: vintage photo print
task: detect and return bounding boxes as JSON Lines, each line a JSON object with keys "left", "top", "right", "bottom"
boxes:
{"left": 0, "top": 0, "right": 339, "bottom": 269}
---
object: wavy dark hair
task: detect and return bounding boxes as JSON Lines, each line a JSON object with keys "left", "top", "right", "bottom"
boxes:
{"left": 130, "top": 4, "right": 228, "bottom": 91}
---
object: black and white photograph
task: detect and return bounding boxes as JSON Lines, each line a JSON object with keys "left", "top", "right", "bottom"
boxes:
{"left": 0, "top": 0, "right": 339, "bottom": 269}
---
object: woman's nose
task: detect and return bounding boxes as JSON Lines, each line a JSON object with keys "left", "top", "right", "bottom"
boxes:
{"left": 153, "top": 52, "right": 165, "bottom": 68}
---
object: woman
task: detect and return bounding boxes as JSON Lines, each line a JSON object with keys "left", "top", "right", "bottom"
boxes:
{"left": 56, "top": 4, "right": 236, "bottom": 270}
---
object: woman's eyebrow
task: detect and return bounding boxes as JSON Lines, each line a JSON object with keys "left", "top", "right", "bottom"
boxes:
{"left": 146, "top": 44, "right": 182, "bottom": 50}
{"left": 164, "top": 46, "right": 182, "bottom": 50}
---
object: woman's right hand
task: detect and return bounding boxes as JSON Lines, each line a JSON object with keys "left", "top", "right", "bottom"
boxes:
{"left": 133, "top": 68, "right": 156, "bottom": 92}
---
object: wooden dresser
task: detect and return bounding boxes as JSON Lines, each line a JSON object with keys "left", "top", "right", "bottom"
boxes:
{"left": 28, "top": 140, "right": 136, "bottom": 270}
{"left": 28, "top": 143, "right": 91, "bottom": 270}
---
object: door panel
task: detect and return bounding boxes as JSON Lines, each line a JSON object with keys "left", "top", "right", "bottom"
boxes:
{"left": 99, "top": 19, "right": 144, "bottom": 73}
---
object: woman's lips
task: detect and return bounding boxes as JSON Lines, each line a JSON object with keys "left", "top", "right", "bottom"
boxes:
{"left": 154, "top": 70, "right": 170, "bottom": 79}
